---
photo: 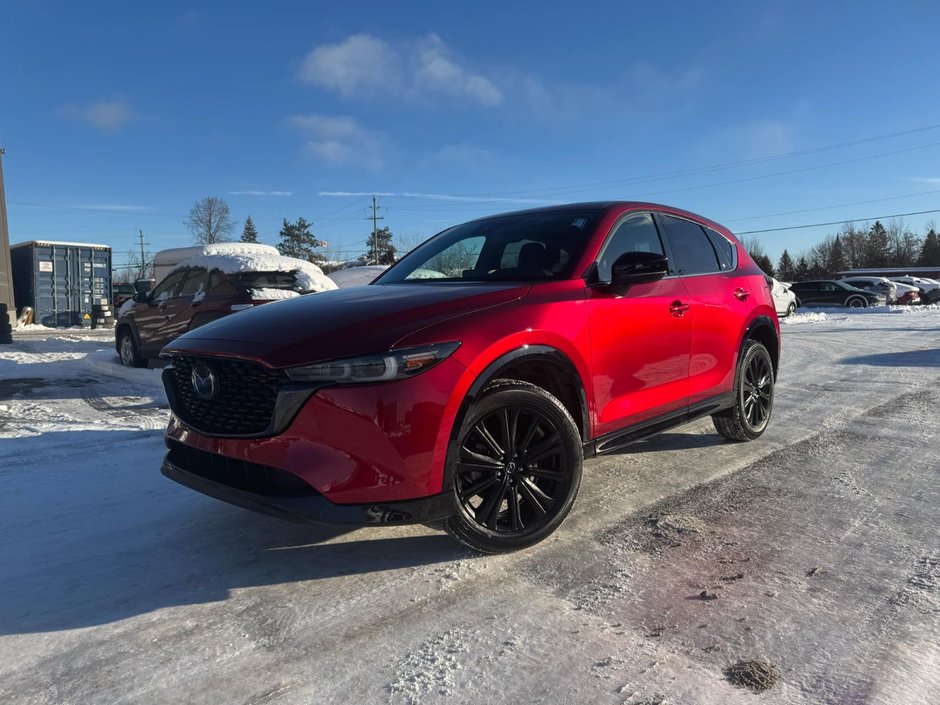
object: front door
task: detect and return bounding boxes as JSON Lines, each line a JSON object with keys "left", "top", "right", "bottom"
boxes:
{"left": 587, "top": 212, "right": 692, "bottom": 436}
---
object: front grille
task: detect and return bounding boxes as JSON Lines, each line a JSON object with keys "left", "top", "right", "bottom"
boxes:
{"left": 165, "top": 355, "right": 286, "bottom": 435}
{"left": 166, "top": 441, "right": 315, "bottom": 497}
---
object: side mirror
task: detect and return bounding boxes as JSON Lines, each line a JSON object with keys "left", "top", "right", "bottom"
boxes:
{"left": 133, "top": 292, "right": 150, "bottom": 304}
{"left": 610, "top": 251, "right": 668, "bottom": 287}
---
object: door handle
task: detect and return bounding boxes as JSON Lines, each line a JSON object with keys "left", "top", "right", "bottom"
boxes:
{"left": 733, "top": 287, "right": 750, "bottom": 301}
{"left": 669, "top": 300, "right": 690, "bottom": 317}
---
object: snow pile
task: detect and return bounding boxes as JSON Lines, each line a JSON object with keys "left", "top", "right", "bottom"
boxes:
{"left": 249, "top": 288, "right": 300, "bottom": 301}
{"left": 781, "top": 312, "right": 829, "bottom": 325}
{"left": 408, "top": 268, "right": 447, "bottom": 280}
{"left": 171, "top": 251, "right": 337, "bottom": 293}
{"left": 327, "top": 265, "right": 389, "bottom": 288}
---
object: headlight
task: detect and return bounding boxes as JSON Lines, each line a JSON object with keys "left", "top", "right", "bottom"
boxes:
{"left": 285, "top": 342, "right": 461, "bottom": 384}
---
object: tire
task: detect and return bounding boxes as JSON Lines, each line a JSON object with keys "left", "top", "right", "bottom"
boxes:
{"left": 118, "top": 329, "right": 146, "bottom": 368}
{"left": 712, "top": 340, "right": 774, "bottom": 442}
{"left": 786, "top": 302, "right": 796, "bottom": 317}
{"left": 443, "top": 380, "right": 583, "bottom": 553}
{"left": 846, "top": 296, "right": 867, "bottom": 308}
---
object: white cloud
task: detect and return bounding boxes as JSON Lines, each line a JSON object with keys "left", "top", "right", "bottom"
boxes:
{"left": 298, "top": 33, "right": 503, "bottom": 107}
{"left": 229, "top": 190, "right": 294, "bottom": 197}
{"left": 289, "top": 115, "right": 388, "bottom": 171}
{"left": 62, "top": 99, "right": 133, "bottom": 130}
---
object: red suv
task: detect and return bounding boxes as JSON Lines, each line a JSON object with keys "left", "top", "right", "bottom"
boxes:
{"left": 161, "top": 203, "right": 779, "bottom": 552}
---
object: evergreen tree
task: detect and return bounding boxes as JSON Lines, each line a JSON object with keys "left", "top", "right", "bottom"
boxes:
{"left": 277, "top": 217, "right": 326, "bottom": 263}
{"left": 918, "top": 229, "right": 940, "bottom": 266}
{"left": 827, "top": 235, "right": 846, "bottom": 276}
{"left": 777, "top": 250, "right": 795, "bottom": 281}
{"left": 751, "top": 252, "right": 775, "bottom": 277}
{"left": 362, "top": 226, "right": 397, "bottom": 265}
{"left": 864, "top": 221, "right": 889, "bottom": 267}
{"left": 241, "top": 216, "right": 259, "bottom": 243}
{"left": 794, "top": 255, "right": 810, "bottom": 281}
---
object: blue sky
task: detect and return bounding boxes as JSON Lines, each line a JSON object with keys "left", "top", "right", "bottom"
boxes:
{"left": 2, "top": 0, "right": 940, "bottom": 270}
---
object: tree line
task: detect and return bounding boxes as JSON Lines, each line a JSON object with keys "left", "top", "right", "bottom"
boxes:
{"left": 185, "top": 196, "right": 398, "bottom": 270}
{"left": 745, "top": 220, "right": 940, "bottom": 281}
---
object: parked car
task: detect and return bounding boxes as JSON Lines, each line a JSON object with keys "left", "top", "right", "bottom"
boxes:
{"left": 770, "top": 278, "right": 797, "bottom": 316}
{"left": 115, "top": 250, "right": 336, "bottom": 367}
{"left": 789, "top": 280, "right": 885, "bottom": 308}
{"left": 158, "top": 202, "right": 780, "bottom": 552}
{"left": 891, "top": 276, "right": 940, "bottom": 304}
{"left": 112, "top": 282, "right": 137, "bottom": 309}
{"left": 889, "top": 280, "right": 921, "bottom": 305}
{"left": 840, "top": 276, "right": 897, "bottom": 303}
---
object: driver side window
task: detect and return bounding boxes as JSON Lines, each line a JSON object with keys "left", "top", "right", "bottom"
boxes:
{"left": 150, "top": 271, "right": 186, "bottom": 303}
{"left": 597, "top": 213, "right": 664, "bottom": 281}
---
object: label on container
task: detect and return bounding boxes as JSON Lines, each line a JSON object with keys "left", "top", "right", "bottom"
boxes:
{"left": 38, "top": 261, "right": 53, "bottom": 272}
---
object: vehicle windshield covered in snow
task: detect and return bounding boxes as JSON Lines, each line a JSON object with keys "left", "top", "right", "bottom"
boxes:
{"left": 376, "top": 208, "right": 603, "bottom": 283}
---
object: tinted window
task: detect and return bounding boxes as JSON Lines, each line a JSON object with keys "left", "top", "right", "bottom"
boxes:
{"left": 790, "top": 282, "right": 818, "bottom": 292}
{"left": 150, "top": 271, "right": 187, "bottom": 302}
{"left": 597, "top": 213, "right": 664, "bottom": 281}
{"left": 179, "top": 269, "right": 209, "bottom": 297}
{"left": 660, "top": 215, "right": 721, "bottom": 275}
{"left": 705, "top": 228, "right": 736, "bottom": 271}
{"left": 379, "top": 210, "right": 602, "bottom": 283}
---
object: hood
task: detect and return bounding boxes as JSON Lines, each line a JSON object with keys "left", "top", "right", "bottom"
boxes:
{"left": 162, "top": 282, "right": 529, "bottom": 367}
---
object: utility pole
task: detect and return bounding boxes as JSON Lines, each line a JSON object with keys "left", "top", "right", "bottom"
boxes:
{"left": 135, "top": 229, "right": 150, "bottom": 280}
{"left": 365, "top": 194, "right": 384, "bottom": 264}
{"left": 0, "top": 147, "right": 16, "bottom": 331}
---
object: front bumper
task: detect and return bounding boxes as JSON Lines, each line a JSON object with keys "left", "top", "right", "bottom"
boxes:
{"left": 162, "top": 444, "right": 453, "bottom": 525}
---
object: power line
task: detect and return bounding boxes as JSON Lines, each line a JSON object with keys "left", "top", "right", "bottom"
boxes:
{"left": 724, "top": 188, "right": 940, "bottom": 223}
{"left": 446, "top": 122, "right": 940, "bottom": 199}
{"left": 735, "top": 208, "right": 940, "bottom": 235}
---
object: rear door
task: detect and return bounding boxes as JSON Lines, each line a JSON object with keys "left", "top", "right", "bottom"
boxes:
{"left": 656, "top": 214, "right": 748, "bottom": 406}
{"left": 586, "top": 211, "right": 692, "bottom": 436}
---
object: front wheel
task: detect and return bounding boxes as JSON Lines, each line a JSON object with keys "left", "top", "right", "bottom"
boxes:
{"left": 846, "top": 296, "right": 867, "bottom": 308}
{"left": 443, "top": 380, "right": 582, "bottom": 553}
{"left": 118, "top": 329, "right": 146, "bottom": 368}
{"left": 713, "top": 340, "right": 774, "bottom": 442}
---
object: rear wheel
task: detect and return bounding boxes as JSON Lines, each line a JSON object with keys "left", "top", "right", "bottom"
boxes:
{"left": 118, "top": 329, "right": 146, "bottom": 368}
{"left": 443, "top": 380, "right": 582, "bottom": 553}
{"left": 786, "top": 302, "right": 796, "bottom": 317}
{"left": 713, "top": 340, "right": 774, "bottom": 442}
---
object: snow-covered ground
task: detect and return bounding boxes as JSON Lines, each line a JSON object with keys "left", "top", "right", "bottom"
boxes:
{"left": 1, "top": 309, "right": 938, "bottom": 704}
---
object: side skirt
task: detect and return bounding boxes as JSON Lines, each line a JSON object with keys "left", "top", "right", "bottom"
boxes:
{"left": 583, "top": 393, "right": 734, "bottom": 458}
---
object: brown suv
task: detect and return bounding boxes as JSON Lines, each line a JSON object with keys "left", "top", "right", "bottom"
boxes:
{"left": 115, "top": 258, "right": 335, "bottom": 367}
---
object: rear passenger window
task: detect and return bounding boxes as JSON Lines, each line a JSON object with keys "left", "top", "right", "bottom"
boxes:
{"left": 597, "top": 213, "right": 664, "bottom": 281}
{"left": 660, "top": 216, "right": 721, "bottom": 275}
{"left": 705, "top": 228, "right": 736, "bottom": 271}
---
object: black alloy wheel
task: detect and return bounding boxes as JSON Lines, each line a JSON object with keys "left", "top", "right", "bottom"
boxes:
{"left": 713, "top": 340, "right": 774, "bottom": 442}
{"left": 846, "top": 296, "right": 867, "bottom": 308}
{"left": 444, "top": 380, "right": 582, "bottom": 553}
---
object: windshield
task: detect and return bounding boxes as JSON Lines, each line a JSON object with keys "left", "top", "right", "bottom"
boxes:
{"left": 377, "top": 209, "right": 602, "bottom": 284}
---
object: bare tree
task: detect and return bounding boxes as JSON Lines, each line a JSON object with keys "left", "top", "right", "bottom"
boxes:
{"left": 186, "top": 197, "right": 235, "bottom": 244}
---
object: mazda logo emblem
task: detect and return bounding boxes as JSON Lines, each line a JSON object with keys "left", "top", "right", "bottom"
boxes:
{"left": 191, "top": 363, "right": 219, "bottom": 400}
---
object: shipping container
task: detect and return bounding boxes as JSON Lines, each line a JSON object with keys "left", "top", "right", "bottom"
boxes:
{"left": 10, "top": 240, "right": 112, "bottom": 327}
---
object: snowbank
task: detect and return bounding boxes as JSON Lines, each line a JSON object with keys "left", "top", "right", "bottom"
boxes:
{"left": 781, "top": 312, "right": 829, "bottom": 325}
{"left": 327, "top": 265, "right": 389, "bottom": 288}
{"left": 171, "top": 252, "right": 337, "bottom": 294}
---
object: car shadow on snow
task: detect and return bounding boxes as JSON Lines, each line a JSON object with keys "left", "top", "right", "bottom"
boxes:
{"left": 0, "top": 430, "right": 468, "bottom": 635}
{"left": 839, "top": 348, "right": 940, "bottom": 368}
{"left": 605, "top": 431, "right": 726, "bottom": 455}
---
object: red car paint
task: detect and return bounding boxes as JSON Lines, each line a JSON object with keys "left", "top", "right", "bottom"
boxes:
{"left": 161, "top": 202, "right": 778, "bottom": 522}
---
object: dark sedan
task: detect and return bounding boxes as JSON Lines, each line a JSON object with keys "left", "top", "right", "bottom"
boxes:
{"left": 789, "top": 280, "right": 886, "bottom": 308}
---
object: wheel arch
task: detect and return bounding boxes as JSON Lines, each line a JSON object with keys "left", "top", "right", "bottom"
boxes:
{"left": 440, "top": 345, "right": 592, "bottom": 497}
{"left": 742, "top": 315, "right": 779, "bottom": 379}
{"left": 114, "top": 318, "right": 142, "bottom": 353}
